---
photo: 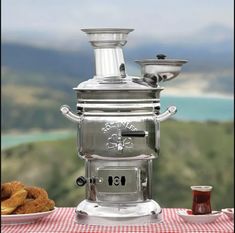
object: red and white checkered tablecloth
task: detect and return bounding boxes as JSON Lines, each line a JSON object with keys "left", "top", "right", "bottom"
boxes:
{"left": 1, "top": 208, "right": 234, "bottom": 233}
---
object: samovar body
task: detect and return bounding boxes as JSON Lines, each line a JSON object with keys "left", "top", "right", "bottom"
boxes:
{"left": 61, "top": 28, "right": 187, "bottom": 225}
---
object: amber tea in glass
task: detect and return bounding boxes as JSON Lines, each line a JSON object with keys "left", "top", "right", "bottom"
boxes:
{"left": 191, "top": 186, "right": 212, "bottom": 215}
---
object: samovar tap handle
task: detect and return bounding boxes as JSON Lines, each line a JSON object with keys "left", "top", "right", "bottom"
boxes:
{"left": 155, "top": 106, "right": 177, "bottom": 122}
{"left": 60, "top": 105, "right": 82, "bottom": 123}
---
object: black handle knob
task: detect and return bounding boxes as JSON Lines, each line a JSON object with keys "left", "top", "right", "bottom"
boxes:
{"left": 154, "top": 106, "right": 161, "bottom": 115}
{"left": 119, "top": 63, "right": 126, "bottom": 78}
{"left": 77, "top": 106, "right": 83, "bottom": 115}
{"left": 156, "top": 54, "right": 167, "bottom": 59}
{"left": 76, "top": 176, "right": 87, "bottom": 187}
{"left": 121, "top": 130, "right": 147, "bottom": 137}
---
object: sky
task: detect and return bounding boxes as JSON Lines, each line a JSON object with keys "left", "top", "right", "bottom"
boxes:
{"left": 1, "top": 0, "right": 234, "bottom": 48}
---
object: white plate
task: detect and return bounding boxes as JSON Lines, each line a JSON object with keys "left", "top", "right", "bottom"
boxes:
{"left": 1, "top": 208, "right": 57, "bottom": 225}
{"left": 176, "top": 209, "right": 222, "bottom": 224}
{"left": 222, "top": 208, "right": 234, "bottom": 220}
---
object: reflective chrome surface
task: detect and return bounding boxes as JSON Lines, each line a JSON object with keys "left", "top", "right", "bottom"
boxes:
{"left": 136, "top": 58, "right": 188, "bottom": 84}
{"left": 60, "top": 28, "right": 187, "bottom": 225}
{"left": 75, "top": 200, "right": 162, "bottom": 225}
{"left": 82, "top": 28, "right": 133, "bottom": 78}
{"left": 85, "top": 160, "right": 152, "bottom": 203}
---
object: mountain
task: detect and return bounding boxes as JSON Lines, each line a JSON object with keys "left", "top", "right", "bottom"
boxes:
{"left": 2, "top": 36, "right": 233, "bottom": 75}
{"left": 188, "top": 24, "right": 234, "bottom": 44}
{"left": 1, "top": 40, "right": 233, "bottom": 132}
{"left": 1, "top": 43, "right": 93, "bottom": 79}
{"left": 1, "top": 41, "right": 233, "bottom": 91}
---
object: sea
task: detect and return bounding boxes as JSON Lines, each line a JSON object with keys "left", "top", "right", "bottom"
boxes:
{"left": 161, "top": 95, "right": 234, "bottom": 122}
{"left": 1, "top": 95, "right": 234, "bottom": 150}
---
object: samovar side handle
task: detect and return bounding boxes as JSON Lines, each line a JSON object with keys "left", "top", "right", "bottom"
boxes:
{"left": 154, "top": 106, "right": 177, "bottom": 154}
{"left": 60, "top": 105, "right": 82, "bottom": 123}
{"left": 155, "top": 106, "right": 177, "bottom": 122}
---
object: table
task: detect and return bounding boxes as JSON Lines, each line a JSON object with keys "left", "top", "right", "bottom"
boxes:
{"left": 1, "top": 208, "right": 234, "bottom": 233}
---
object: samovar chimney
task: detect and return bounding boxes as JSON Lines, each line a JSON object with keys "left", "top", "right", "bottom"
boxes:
{"left": 81, "top": 28, "right": 133, "bottom": 78}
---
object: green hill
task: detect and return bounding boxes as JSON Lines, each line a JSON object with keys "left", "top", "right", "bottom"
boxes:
{"left": 1, "top": 121, "right": 234, "bottom": 209}
{"left": 1, "top": 69, "right": 78, "bottom": 132}
{"left": 154, "top": 120, "right": 234, "bottom": 209}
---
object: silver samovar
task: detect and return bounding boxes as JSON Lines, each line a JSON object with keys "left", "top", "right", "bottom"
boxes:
{"left": 60, "top": 28, "right": 187, "bottom": 225}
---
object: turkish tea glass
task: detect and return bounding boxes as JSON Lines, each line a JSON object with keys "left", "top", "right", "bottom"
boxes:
{"left": 191, "top": 186, "right": 213, "bottom": 215}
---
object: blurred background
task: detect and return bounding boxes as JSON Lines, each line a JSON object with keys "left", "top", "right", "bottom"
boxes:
{"left": 1, "top": 0, "right": 234, "bottom": 209}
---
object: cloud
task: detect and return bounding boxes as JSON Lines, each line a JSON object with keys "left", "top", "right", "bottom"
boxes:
{"left": 2, "top": 0, "right": 233, "bottom": 38}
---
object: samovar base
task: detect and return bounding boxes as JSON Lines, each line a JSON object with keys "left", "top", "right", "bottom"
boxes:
{"left": 75, "top": 199, "right": 162, "bottom": 225}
